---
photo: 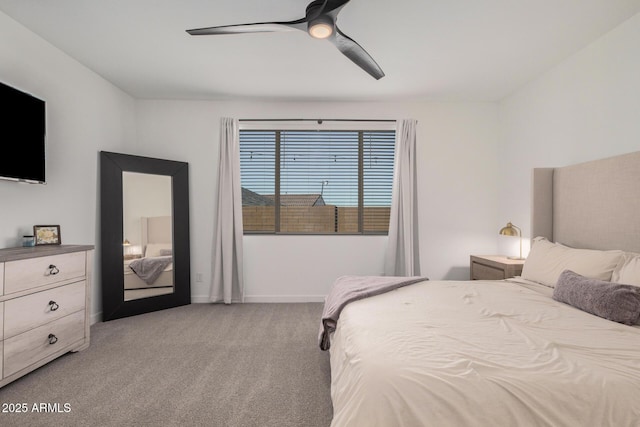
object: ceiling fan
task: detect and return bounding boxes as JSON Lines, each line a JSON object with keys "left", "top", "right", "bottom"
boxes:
{"left": 186, "top": 0, "right": 385, "bottom": 80}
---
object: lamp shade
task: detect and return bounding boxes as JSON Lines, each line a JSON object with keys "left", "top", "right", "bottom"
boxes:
{"left": 499, "top": 222, "right": 519, "bottom": 237}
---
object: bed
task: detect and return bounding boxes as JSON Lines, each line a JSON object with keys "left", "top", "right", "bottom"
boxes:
{"left": 323, "top": 151, "right": 640, "bottom": 427}
{"left": 124, "top": 216, "right": 174, "bottom": 300}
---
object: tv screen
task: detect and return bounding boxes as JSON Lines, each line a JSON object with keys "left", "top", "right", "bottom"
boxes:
{"left": 0, "top": 81, "right": 46, "bottom": 183}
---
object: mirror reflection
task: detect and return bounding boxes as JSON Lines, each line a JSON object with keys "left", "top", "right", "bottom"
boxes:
{"left": 122, "top": 171, "right": 173, "bottom": 301}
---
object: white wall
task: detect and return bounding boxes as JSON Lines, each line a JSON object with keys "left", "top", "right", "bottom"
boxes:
{"left": 135, "top": 100, "right": 500, "bottom": 301}
{"left": 0, "top": 11, "right": 136, "bottom": 321}
{"left": 498, "top": 12, "right": 640, "bottom": 246}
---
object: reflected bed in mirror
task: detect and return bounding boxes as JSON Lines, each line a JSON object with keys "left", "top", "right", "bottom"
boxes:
{"left": 124, "top": 215, "right": 174, "bottom": 301}
{"left": 100, "top": 151, "right": 190, "bottom": 321}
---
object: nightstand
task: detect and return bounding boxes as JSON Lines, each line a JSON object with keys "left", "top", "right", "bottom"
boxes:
{"left": 470, "top": 255, "right": 525, "bottom": 280}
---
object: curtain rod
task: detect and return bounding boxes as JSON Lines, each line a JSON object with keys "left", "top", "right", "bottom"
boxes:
{"left": 239, "top": 119, "right": 396, "bottom": 123}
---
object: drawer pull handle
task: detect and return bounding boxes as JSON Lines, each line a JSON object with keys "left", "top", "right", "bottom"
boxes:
{"left": 49, "top": 300, "right": 60, "bottom": 311}
{"left": 48, "top": 334, "right": 58, "bottom": 345}
{"left": 48, "top": 264, "right": 60, "bottom": 275}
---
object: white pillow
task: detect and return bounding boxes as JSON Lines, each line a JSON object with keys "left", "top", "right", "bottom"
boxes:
{"left": 145, "top": 243, "right": 172, "bottom": 258}
{"left": 521, "top": 237, "right": 624, "bottom": 288}
{"left": 611, "top": 252, "right": 640, "bottom": 287}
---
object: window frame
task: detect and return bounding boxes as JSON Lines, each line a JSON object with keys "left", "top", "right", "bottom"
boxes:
{"left": 239, "top": 120, "right": 396, "bottom": 236}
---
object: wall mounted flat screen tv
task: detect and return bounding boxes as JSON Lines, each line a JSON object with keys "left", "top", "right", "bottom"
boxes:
{"left": 0, "top": 81, "right": 46, "bottom": 184}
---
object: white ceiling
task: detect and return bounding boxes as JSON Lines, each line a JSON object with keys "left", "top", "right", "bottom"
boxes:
{"left": 2, "top": 0, "right": 639, "bottom": 102}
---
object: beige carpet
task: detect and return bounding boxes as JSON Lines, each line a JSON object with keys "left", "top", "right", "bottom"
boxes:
{"left": 0, "top": 303, "right": 333, "bottom": 427}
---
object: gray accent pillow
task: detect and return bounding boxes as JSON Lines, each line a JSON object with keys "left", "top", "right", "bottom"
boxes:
{"left": 553, "top": 270, "right": 640, "bottom": 325}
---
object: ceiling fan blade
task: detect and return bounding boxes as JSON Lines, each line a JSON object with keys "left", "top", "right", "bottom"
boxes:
{"left": 186, "top": 18, "right": 307, "bottom": 36}
{"left": 314, "top": 0, "right": 351, "bottom": 17}
{"left": 330, "top": 26, "right": 385, "bottom": 80}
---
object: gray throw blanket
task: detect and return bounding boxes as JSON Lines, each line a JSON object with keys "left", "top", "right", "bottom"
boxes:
{"left": 319, "top": 275, "right": 428, "bottom": 350}
{"left": 129, "top": 255, "right": 173, "bottom": 285}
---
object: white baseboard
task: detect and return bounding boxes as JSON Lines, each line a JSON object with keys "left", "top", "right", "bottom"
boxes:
{"left": 91, "top": 296, "right": 325, "bottom": 322}
{"left": 244, "top": 295, "right": 326, "bottom": 303}
{"left": 90, "top": 311, "right": 102, "bottom": 325}
{"left": 191, "top": 295, "right": 325, "bottom": 303}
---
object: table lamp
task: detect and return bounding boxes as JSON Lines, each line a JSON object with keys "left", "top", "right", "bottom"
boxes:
{"left": 499, "top": 222, "right": 524, "bottom": 260}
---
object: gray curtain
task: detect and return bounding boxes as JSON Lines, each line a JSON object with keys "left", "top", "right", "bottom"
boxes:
{"left": 384, "top": 119, "right": 421, "bottom": 276}
{"left": 210, "top": 117, "right": 244, "bottom": 303}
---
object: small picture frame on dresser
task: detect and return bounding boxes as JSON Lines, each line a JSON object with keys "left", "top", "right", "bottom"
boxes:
{"left": 33, "top": 225, "right": 61, "bottom": 245}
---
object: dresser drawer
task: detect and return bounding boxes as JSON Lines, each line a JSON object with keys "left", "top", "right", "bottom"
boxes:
{"left": 4, "top": 310, "right": 85, "bottom": 378}
{"left": 4, "top": 252, "right": 86, "bottom": 295}
{"left": 4, "top": 281, "right": 86, "bottom": 339}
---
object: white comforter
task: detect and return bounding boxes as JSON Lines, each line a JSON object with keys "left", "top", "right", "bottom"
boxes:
{"left": 329, "top": 279, "right": 640, "bottom": 427}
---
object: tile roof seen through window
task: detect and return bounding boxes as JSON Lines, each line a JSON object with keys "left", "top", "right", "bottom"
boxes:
{"left": 242, "top": 188, "right": 326, "bottom": 207}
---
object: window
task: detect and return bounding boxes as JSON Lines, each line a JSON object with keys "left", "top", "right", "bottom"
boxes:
{"left": 240, "top": 121, "right": 395, "bottom": 235}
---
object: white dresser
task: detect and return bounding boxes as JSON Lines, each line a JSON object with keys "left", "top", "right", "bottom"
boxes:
{"left": 0, "top": 245, "right": 93, "bottom": 388}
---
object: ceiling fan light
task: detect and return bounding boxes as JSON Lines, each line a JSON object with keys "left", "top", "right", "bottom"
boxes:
{"left": 308, "top": 15, "right": 333, "bottom": 39}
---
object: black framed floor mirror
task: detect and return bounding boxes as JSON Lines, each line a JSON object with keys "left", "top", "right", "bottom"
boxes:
{"left": 100, "top": 151, "right": 191, "bottom": 321}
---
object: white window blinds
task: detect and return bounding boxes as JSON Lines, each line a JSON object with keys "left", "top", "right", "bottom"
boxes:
{"left": 240, "top": 124, "right": 395, "bottom": 234}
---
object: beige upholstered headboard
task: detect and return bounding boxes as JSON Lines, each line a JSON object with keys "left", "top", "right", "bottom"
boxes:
{"left": 532, "top": 151, "right": 640, "bottom": 253}
{"left": 141, "top": 216, "right": 173, "bottom": 246}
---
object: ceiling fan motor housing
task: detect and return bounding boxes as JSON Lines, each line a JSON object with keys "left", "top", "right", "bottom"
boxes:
{"left": 306, "top": 0, "right": 335, "bottom": 39}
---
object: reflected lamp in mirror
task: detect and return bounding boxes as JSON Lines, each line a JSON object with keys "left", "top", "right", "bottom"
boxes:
{"left": 123, "top": 239, "right": 142, "bottom": 260}
{"left": 499, "top": 222, "right": 524, "bottom": 260}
